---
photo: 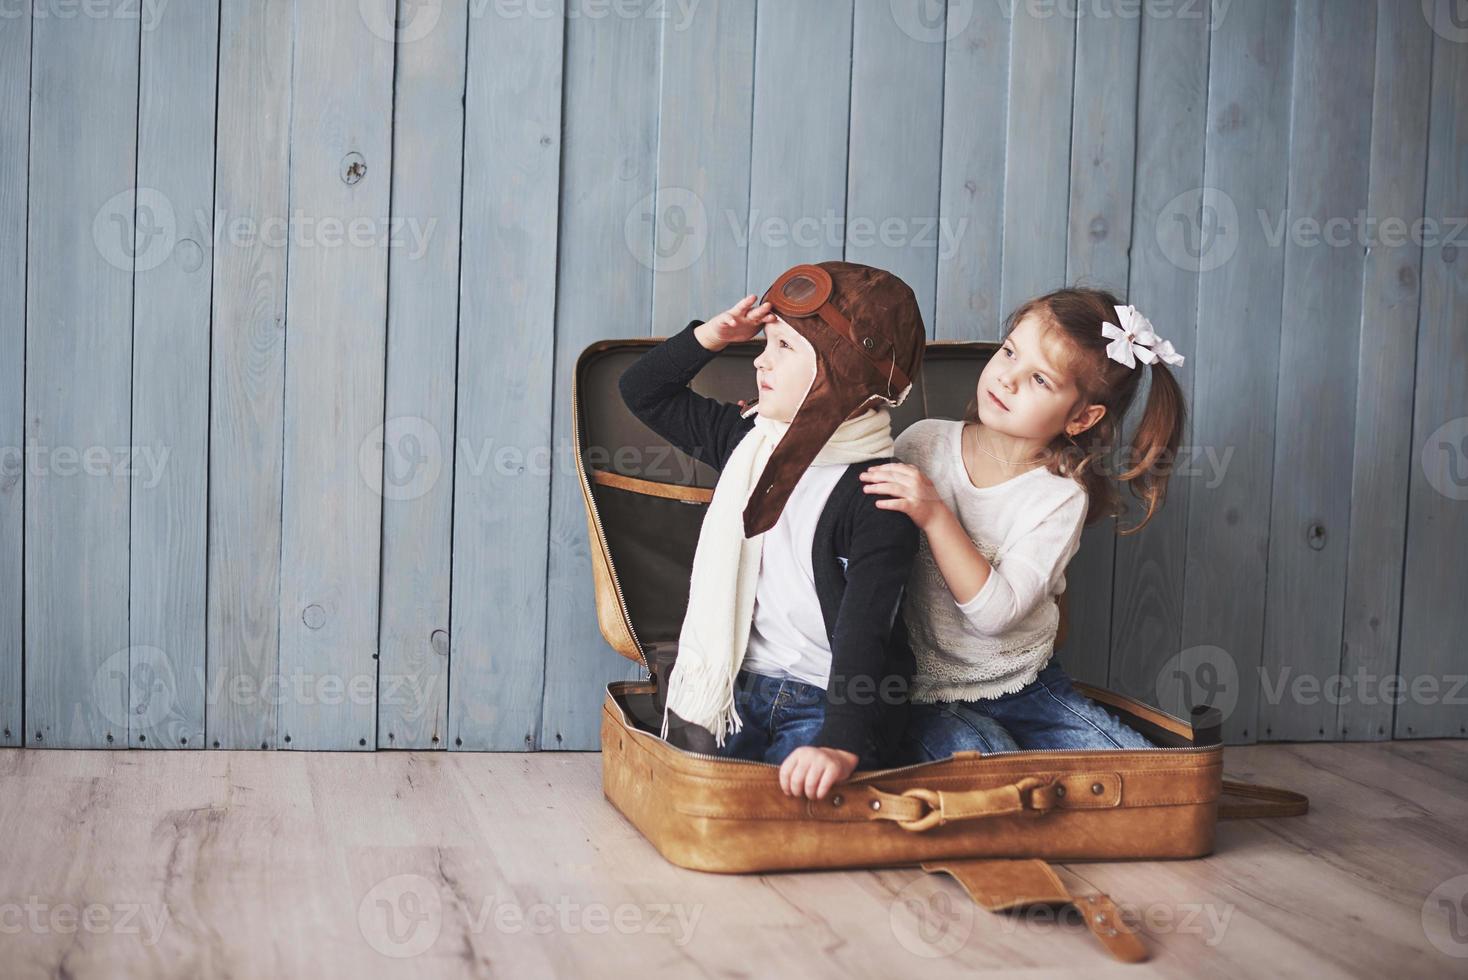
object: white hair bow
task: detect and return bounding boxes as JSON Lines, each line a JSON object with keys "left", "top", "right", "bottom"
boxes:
{"left": 1101, "top": 305, "right": 1185, "bottom": 369}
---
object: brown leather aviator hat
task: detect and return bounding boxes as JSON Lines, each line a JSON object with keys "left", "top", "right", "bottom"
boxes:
{"left": 741, "top": 260, "right": 926, "bottom": 538}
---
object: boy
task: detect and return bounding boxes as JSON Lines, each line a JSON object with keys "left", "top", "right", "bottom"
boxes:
{"left": 617, "top": 261, "right": 925, "bottom": 800}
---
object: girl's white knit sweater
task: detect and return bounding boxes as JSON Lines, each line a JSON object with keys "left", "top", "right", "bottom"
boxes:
{"left": 894, "top": 419, "right": 1089, "bottom": 703}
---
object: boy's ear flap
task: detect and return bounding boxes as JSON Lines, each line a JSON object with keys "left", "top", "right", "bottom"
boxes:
{"left": 743, "top": 361, "right": 872, "bottom": 538}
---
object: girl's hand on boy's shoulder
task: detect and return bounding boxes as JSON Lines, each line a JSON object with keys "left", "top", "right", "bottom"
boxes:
{"left": 694, "top": 294, "right": 778, "bottom": 351}
{"left": 860, "top": 462, "right": 947, "bottom": 530}
{"left": 779, "top": 746, "right": 859, "bottom": 799}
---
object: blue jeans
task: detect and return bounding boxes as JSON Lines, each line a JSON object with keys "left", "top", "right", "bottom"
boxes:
{"left": 716, "top": 669, "right": 884, "bottom": 771}
{"left": 896, "top": 660, "right": 1154, "bottom": 761}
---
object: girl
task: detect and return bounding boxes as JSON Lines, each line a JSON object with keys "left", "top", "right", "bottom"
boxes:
{"left": 859, "top": 286, "right": 1186, "bottom": 757}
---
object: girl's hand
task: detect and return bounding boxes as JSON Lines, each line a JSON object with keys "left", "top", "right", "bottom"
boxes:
{"left": 779, "top": 746, "right": 859, "bottom": 799}
{"left": 860, "top": 462, "right": 948, "bottom": 530}
{"left": 694, "top": 294, "right": 778, "bottom": 351}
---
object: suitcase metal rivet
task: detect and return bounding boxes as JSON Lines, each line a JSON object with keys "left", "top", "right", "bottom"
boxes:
{"left": 1091, "top": 782, "right": 1105, "bottom": 795}
{"left": 869, "top": 800, "right": 881, "bottom": 811}
{"left": 831, "top": 794, "right": 844, "bottom": 807}
{"left": 1054, "top": 785, "right": 1066, "bottom": 798}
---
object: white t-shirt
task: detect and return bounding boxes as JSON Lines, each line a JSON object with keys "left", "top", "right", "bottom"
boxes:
{"left": 893, "top": 419, "right": 1089, "bottom": 702}
{"left": 741, "top": 462, "right": 849, "bottom": 689}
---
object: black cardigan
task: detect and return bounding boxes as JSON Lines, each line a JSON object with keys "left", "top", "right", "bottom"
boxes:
{"left": 617, "top": 318, "right": 918, "bottom": 762}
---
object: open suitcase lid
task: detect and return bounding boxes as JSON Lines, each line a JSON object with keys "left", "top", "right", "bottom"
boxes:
{"left": 570, "top": 334, "right": 1077, "bottom": 670}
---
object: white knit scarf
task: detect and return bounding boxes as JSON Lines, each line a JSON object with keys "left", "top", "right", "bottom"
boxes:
{"left": 660, "top": 402, "right": 897, "bottom": 746}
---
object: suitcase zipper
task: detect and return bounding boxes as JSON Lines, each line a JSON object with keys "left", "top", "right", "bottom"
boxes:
{"left": 663, "top": 741, "right": 1216, "bottom": 776}
{"left": 610, "top": 697, "right": 1218, "bottom": 776}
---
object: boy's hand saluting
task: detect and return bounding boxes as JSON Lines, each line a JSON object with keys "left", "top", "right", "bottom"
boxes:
{"left": 693, "top": 294, "right": 778, "bottom": 352}
{"left": 779, "top": 745, "right": 859, "bottom": 799}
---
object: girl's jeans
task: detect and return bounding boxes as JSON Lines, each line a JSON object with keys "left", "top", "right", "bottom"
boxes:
{"left": 715, "top": 668, "right": 884, "bottom": 771}
{"left": 897, "top": 659, "right": 1154, "bottom": 761}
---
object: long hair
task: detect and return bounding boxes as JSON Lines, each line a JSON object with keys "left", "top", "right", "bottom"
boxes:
{"left": 961, "top": 286, "right": 1187, "bottom": 535}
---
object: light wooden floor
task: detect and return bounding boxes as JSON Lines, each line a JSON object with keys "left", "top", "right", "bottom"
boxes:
{"left": 0, "top": 740, "right": 1464, "bottom": 978}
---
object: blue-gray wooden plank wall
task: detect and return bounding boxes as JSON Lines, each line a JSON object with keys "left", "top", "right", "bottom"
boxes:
{"left": 1, "top": 0, "right": 1463, "bottom": 751}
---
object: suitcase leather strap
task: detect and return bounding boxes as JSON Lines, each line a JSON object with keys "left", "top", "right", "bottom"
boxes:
{"left": 921, "top": 858, "right": 1148, "bottom": 963}
{"left": 859, "top": 776, "right": 1306, "bottom": 827}
{"left": 1218, "top": 779, "right": 1309, "bottom": 819}
{"left": 589, "top": 468, "right": 713, "bottom": 504}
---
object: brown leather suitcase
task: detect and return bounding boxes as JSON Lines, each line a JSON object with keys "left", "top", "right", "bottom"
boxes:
{"left": 575, "top": 335, "right": 1307, "bottom": 963}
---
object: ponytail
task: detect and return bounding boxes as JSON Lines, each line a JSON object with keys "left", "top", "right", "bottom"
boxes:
{"left": 1116, "top": 361, "right": 1187, "bottom": 536}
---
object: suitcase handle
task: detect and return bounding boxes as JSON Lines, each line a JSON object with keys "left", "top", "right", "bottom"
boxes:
{"left": 891, "top": 776, "right": 1054, "bottom": 832}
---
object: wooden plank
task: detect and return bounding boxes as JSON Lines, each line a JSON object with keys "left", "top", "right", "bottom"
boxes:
{"left": 377, "top": 0, "right": 468, "bottom": 750}
{"left": 1108, "top": 0, "right": 1211, "bottom": 719}
{"left": 1178, "top": 0, "right": 1294, "bottom": 745}
{"left": 206, "top": 0, "right": 293, "bottom": 751}
{"left": 745, "top": 0, "right": 852, "bottom": 292}
{"left": 844, "top": 0, "right": 945, "bottom": 332}
{"left": 933, "top": 0, "right": 1010, "bottom": 342}
{"left": 1056, "top": 1, "right": 1140, "bottom": 688}
{"left": 1338, "top": 0, "right": 1433, "bottom": 742}
{"left": 997, "top": 0, "right": 1075, "bottom": 319}
{"left": 277, "top": 1, "right": 395, "bottom": 751}
{"left": 449, "top": 2, "right": 565, "bottom": 750}
{"left": 649, "top": 0, "right": 754, "bottom": 335}
{"left": 1398, "top": 2, "right": 1468, "bottom": 740}
{"left": 24, "top": 0, "right": 139, "bottom": 748}
{"left": 540, "top": 7, "right": 662, "bottom": 750}
{"left": 0, "top": 2, "right": 29, "bottom": 747}
{"left": 1259, "top": 0, "right": 1376, "bottom": 742}
{"left": 129, "top": 0, "right": 220, "bottom": 750}
{"left": 745, "top": 0, "right": 851, "bottom": 293}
